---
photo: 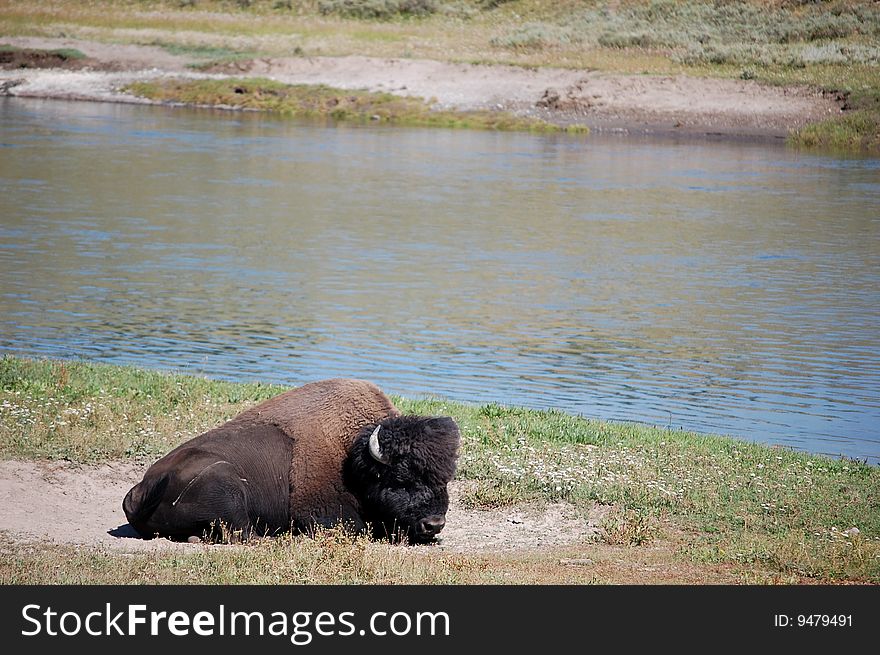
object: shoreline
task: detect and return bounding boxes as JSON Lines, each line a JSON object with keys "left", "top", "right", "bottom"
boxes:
{"left": 1, "top": 356, "right": 877, "bottom": 584}
{"left": 0, "top": 36, "right": 844, "bottom": 142}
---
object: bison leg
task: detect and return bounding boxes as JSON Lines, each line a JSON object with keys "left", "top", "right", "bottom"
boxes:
{"left": 125, "top": 452, "right": 253, "bottom": 542}
{"left": 167, "top": 461, "right": 253, "bottom": 542}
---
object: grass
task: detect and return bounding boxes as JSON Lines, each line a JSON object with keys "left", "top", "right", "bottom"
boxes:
{"left": 153, "top": 42, "right": 263, "bottom": 66}
{"left": 0, "top": 356, "right": 287, "bottom": 462}
{"left": 1, "top": 1, "right": 878, "bottom": 148}
{"left": 789, "top": 110, "right": 880, "bottom": 150}
{"left": 0, "top": 43, "right": 87, "bottom": 60}
{"left": 1, "top": 356, "right": 878, "bottom": 584}
{"left": 0, "top": 527, "right": 752, "bottom": 584}
{"left": 0, "top": 527, "right": 480, "bottom": 584}
{"left": 124, "top": 77, "right": 589, "bottom": 131}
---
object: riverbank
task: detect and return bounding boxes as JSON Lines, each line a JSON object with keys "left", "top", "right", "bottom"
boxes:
{"left": 0, "top": 35, "right": 845, "bottom": 140}
{"left": 2, "top": 0, "right": 879, "bottom": 147}
{"left": 1, "top": 357, "right": 877, "bottom": 584}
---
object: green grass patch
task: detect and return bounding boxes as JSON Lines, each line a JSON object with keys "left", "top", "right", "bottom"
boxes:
{"left": 1, "top": 356, "right": 878, "bottom": 582}
{"left": 350, "top": 29, "right": 407, "bottom": 43}
{"left": 0, "top": 43, "right": 87, "bottom": 63}
{"left": 0, "top": 355, "right": 286, "bottom": 463}
{"left": 789, "top": 110, "right": 880, "bottom": 151}
{"left": 0, "top": 44, "right": 85, "bottom": 59}
{"left": 45, "top": 47, "right": 87, "bottom": 60}
{"left": 124, "top": 77, "right": 589, "bottom": 132}
{"left": 153, "top": 41, "right": 260, "bottom": 62}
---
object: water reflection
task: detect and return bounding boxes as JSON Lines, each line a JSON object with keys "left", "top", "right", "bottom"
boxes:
{"left": 1, "top": 97, "right": 878, "bottom": 463}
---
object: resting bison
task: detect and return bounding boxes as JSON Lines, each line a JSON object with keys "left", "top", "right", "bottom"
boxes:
{"left": 122, "top": 379, "right": 460, "bottom": 544}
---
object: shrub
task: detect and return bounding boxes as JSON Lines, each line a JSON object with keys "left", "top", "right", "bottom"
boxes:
{"left": 489, "top": 0, "right": 880, "bottom": 70}
{"left": 317, "top": 0, "right": 439, "bottom": 19}
{"left": 490, "top": 23, "right": 581, "bottom": 50}
{"left": 597, "top": 32, "right": 657, "bottom": 49}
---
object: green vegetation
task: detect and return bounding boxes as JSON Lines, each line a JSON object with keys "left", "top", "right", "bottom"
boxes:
{"left": 0, "top": 43, "right": 86, "bottom": 61}
{"left": 1, "top": 356, "right": 878, "bottom": 583}
{"left": 490, "top": 1, "right": 880, "bottom": 65}
{"left": 125, "top": 77, "right": 589, "bottom": 131}
{"left": 154, "top": 42, "right": 262, "bottom": 65}
{"left": 0, "top": 356, "right": 287, "bottom": 462}
{"left": 318, "top": 0, "right": 441, "bottom": 19}
{"left": 789, "top": 110, "right": 880, "bottom": 150}
{"left": 49, "top": 47, "right": 87, "bottom": 60}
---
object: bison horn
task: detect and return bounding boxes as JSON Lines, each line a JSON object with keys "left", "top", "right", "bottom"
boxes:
{"left": 368, "top": 425, "right": 390, "bottom": 465}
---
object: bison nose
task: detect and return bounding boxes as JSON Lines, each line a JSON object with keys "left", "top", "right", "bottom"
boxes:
{"left": 418, "top": 516, "right": 446, "bottom": 536}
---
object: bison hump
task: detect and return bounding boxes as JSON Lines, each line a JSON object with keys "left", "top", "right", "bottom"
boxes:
{"left": 242, "top": 379, "right": 399, "bottom": 531}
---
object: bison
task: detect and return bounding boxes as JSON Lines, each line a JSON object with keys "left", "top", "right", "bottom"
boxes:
{"left": 122, "top": 378, "right": 460, "bottom": 544}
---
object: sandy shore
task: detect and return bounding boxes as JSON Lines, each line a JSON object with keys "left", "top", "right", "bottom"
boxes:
{"left": 1, "top": 36, "right": 844, "bottom": 139}
{"left": 0, "top": 460, "right": 600, "bottom": 554}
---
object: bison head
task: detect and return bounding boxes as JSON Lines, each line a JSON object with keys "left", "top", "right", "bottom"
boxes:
{"left": 343, "top": 415, "right": 460, "bottom": 544}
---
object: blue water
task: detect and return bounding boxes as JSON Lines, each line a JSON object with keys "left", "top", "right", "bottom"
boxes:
{"left": 1, "top": 97, "right": 879, "bottom": 463}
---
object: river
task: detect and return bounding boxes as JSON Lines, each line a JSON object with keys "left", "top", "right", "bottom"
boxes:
{"left": 1, "top": 97, "right": 878, "bottom": 463}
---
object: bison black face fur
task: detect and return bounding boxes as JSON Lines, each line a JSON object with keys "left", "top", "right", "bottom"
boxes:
{"left": 122, "top": 379, "right": 460, "bottom": 545}
{"left": 345, "top": 416, "right": 459, "bottom": 544}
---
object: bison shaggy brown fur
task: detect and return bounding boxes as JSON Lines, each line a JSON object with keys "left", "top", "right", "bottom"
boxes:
{"left": 122, "top": 379, "right": 460, "bottom": 544}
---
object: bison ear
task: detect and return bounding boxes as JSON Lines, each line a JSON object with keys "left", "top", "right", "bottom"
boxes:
{"left": 368, "top": 425, "right": 391, "bottom": 465}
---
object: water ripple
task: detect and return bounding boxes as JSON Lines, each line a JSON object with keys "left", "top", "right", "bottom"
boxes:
{"left": 1, "top": 97, "right": 878, "bottom": 464}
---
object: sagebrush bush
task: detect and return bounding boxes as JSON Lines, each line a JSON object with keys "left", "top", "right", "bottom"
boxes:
{"left": 674, "top": 41, "right": 880, "bottom": 67}
{"left": 490, "top": 23, "right": 582, "bottom": 50}
{"left": 597, "top": 31, "right": 658, "bottom": 48}
{"left": 490, "top": 0, "right": 880, "bottom": 70}
{"left": 318, "top": 0, "right": 439, "bottom": 19}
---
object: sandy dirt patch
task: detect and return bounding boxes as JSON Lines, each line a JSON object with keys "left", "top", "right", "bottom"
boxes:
{"left": 0, "top": 460, "right": 601, "bottom": 554}
{"left": 0, "top": 36, "right": 844, "bottom": 138}
{"left": 0, "top": 68, "right": 203, "bottom": 104}
{"left": 214, "top": 54, "right": 842, "bottom": 135}
{"left": 2, "top": 36, "right": 193, "bottom": 72}
{"left": 0, "top": 459, "right": 188, "bottom": 552}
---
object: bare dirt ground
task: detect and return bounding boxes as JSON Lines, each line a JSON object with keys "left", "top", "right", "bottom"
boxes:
{"left": 0, "top": 36, "right": 844, "bottom": 138}
{"left": 0, "top": 460, "right": 602, "bottom": 554}
{"left": 1, "top": 37, "right": 193, "bottom": 72}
